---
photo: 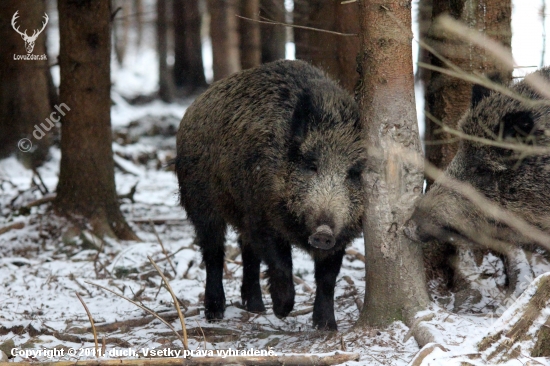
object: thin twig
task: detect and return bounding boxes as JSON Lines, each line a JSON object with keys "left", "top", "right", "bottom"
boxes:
{"left": 195, "top": 319, "right": 207, "bottom": 351}
{"left": 148, "top": 256, "right": 188, "bottom": 350}
{"left": 149, "top": 220, "right": 177, "bottom": 276}
{"left": 85, "top": 281, "right": 186, "bottom": 346}
{"left": 75, "top": 292, "right": 100, "bottom": 358}
{"left": 424, "top": 110, "right": 550, "bottom": 155}
{"left": 236, "top": 15, "right": 357, "bottom": 37}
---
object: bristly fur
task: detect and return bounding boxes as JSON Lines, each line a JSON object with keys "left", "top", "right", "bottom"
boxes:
{"left": 414, "top": 67, "right": 550, "bottom": 252}
{"left": 175, "top": 60, "right": 365, "bottom": 330}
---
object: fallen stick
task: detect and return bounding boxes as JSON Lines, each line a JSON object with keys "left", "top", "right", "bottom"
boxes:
{"left": 345, "top": 249, "right": 365, "bottom": 263}
{"left": 0, "top": 351, "right": 360, "bottom": 366}
{"left": 91, "top": 309, "right": 200, "bottom": 333}
{"left": 0, "top": 221, "right": 25, "bottom": 235}
{"left": 293, "top": 275, "right": 314, "bottom": 293}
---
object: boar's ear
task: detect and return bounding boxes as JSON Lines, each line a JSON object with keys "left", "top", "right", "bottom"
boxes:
{"left": 290, "top": 90, "right": 314, "bottom": 142}
{"left": 471, "top": 73, "right": 504, "bottom": 108}
{"left": 501, "top": 111, "right": 535, "bottom": 138}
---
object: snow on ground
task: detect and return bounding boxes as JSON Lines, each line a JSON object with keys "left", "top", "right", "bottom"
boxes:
{"left": 2, "top": 2, "right": 550, "bottom": 365}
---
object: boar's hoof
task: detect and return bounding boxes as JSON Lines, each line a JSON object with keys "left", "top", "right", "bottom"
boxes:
{"left": 244, "top": 298, "right": 266, "bottom": 314}
{"left": 309, "top": 225, "right": 336, "bottom": 249}
{"left": 205, "top": 298, "right": 225, "bottom": 321}
{"left": 205, "top": 309, "right": 225, "bottom": 321}
{"left": 313, "top": 318, "right": 337, "bottom": 331}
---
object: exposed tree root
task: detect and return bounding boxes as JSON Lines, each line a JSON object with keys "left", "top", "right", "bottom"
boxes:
{"left": 478, "top": 273, "right": 550, "bottom": 362}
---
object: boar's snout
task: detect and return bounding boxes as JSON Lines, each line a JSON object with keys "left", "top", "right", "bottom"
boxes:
{"left": 308, "top": 225, "right": 336, "bottom": 249}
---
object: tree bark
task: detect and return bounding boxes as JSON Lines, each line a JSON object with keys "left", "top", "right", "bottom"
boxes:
{"left": 424, "top": 0, "right": 512, "bottom": 183}
{"left": 239, "top": 0, "right": 261, "bottom": 70}
{"left": 0, "top": 0, "right": 52, "bottom": 167}
{"left": 55, "top": 0, "right": 138, "bottom": 241}
{"left": 157, "top": 0, "right": 175, "bottom": 102}
{"left": 356, "top": 0, "right": 430, "bottom": 326}
{"left": 294, "top": 0, "right": 360, "bottom": 93}
{"left": 416, "top": 0, "right": 432, "bottom": 84}
{"left": 173, "top": 0, "right": 207, "bottom": 91}
{"left": 259, "top": 0, "right": 286, "bottom": 63}
{"left": 207, "top": 0, "right": 240, "bottom": 81}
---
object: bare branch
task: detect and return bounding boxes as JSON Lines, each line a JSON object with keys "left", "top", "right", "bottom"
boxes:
{"left": 235, "top": 15, "right": 358, "bottom": 37}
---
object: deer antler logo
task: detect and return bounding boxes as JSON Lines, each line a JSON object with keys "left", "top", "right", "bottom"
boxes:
{"left": 11, "top": 11, "right": 49, "bottom": 54}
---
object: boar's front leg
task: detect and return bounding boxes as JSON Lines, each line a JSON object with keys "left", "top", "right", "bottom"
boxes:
{"left": 239, "top": 236, "right": 266, "bottom": 313}
{"left": 261, "top": 235, "right": 295, "bottom": 318}
{"left": 313, "top": 249, "right": 345, "bottom": 330}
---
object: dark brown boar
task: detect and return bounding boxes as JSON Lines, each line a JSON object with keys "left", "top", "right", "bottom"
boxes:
{"left": 175, "top": 60, "right": 365, "bottom": 330}
{"left": 411, "top": 67, "right": 550, "bottom": 295}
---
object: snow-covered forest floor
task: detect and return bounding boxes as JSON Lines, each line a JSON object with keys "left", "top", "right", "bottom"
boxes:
{"left": 2, "top": 1, "right": 550, "bottom": 365}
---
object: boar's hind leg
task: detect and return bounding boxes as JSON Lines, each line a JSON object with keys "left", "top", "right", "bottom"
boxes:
{"left": 261, "top": 237, "right": 295, "bottom": 318}
{"left": 239, "top": 237, "right": 266, "bottom": 313}
{"left": 313, "top": 249, "right": 345, "bottom": 331}
{"left": 193, "top": 215, "right": 227, "bottom": 321}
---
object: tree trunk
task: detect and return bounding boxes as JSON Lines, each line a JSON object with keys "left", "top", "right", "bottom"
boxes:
{"left": 112, "top": 0, "right": 130, "bottom": 66}
{"left": 55, "top": 0, "right": 138, "bottom": 241}
{"left": 157, "top": 0, "right": 174, "bottom": 102}
{"left": 173, "top": 0, "right": 207, "bottom": 92}
{"left": 416, "top": 0, "right": 432, "bottom": 84}
{"left": 135, "top": 0, "right": 143, "bottom": 48}
{"left": 239, "top": 0, "right": 261, "bottom": 70}
{"left": 356, "top": 0, "right": 430, "bottom": 326}
{"left": 424, "top": 0, "right": 512, "bottom": 183}
{"left": 259, "top": 0, "right": 286, "bottom": 63}
{"left": 207, "top": 0, "right": 240, "bottom": 81}
{"left": 0, "top": 0, "right": 52, "bottom": 167}
{"left": 294, "top": 0, "right": 360, "bottom": 93}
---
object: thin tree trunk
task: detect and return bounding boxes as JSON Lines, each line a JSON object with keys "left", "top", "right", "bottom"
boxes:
{"left": 56, "top": 0, "right": 138, "bottom": 241}
{"left": 157, "top": 0, "right": 174, "bottom": 102}
{"left": 260, "top": 0, "right": 286, "bottom": 63}
{"left": 0, "top": 0, "right": 52, "bottom": 167}
{"left": 424, "top": 0, "right": 512, "bottom": 184}
{"left": 113, "top": 0, "right": 130, "bottom": 66}
{"left": 207, "top": 0, "right": 240, "bottom": 81}
{"left": 173, "top": 0, "right": 207, "bottom": 91}
{"left": 356, "top": 0, "right": 430, "bottom": 326}
{"left": 135, "top": 0, "right": 143, "bottom": 48}
{"left": 294, "top": 0, "right": 359, "bottom": 93}
{"left": 239, "top": 0, "right": 261, "bottom": 69}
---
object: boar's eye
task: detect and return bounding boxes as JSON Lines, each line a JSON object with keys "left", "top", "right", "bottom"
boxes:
{"left": 298, "top": 151, "right": 318, "bottom": 173}
{"left": 347, "top": 163, "right": 363, "bottom": 182}
{"left": 501, "top": 111, "right": 534, "bottom": 139}
{"left": 305, "top": 161, "right": 318, "bottom": 173}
